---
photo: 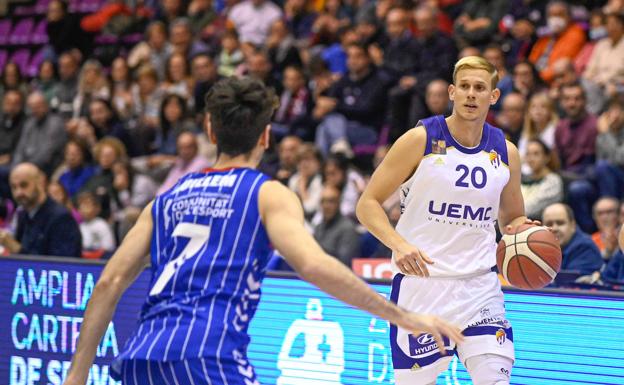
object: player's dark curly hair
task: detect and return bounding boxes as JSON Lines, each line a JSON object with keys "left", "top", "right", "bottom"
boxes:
{"left": 204, "top": 77, "right": 279, "bottom": 157}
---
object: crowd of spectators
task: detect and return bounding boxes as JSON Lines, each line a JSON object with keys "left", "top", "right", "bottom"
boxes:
{"left": 1, "top": 0, "right": 624, "bottom": 287}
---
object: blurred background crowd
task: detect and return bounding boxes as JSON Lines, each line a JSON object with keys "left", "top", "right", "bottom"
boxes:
{"left": 1, "top": 0, "right": 624, "bottom": 288}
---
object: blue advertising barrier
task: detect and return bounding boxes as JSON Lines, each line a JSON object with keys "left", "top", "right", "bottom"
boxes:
{"left": 1, "top": 256, "right": 623, "bottom": 385}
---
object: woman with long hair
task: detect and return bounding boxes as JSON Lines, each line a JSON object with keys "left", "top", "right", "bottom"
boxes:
{"left": 518, "top": 92, "right": 559, "bottom": 174}
{"left": 72, "top": 59, "right": 110, "bottom": 118}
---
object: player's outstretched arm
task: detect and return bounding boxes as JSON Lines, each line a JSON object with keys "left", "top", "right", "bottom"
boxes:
{"left": 63, "top": 202, "right": 154, "bottom": 385}
{"left": 356, "top": 126, "right": 434, "bottom": 276}
{"left": 259, "top": 180, "right": 463, "bottom": 351}
{"left": 499, "top": 141, "right": 532, "bottom": 233}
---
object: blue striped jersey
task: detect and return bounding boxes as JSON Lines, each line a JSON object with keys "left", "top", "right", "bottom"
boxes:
{"left": 115, "top": 167, "right": 273, "bottom": 363}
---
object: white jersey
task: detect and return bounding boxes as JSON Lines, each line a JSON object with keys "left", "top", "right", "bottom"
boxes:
{"left": 394, "top": 115, "right": 510, "bottom": 277}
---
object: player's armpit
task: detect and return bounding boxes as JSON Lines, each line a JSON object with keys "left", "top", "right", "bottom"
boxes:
{"left": 498, "top": 141, "right": 527, "bottom": 233}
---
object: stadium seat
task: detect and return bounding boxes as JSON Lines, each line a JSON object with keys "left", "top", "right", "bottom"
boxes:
{"left": 26, "top": 46, "right": 45, "bottom": 77}
{"left": 14, "top": 5, "right": 36, "bottom": 16}
{"left": 9, "top": 18, "right": 35, "bottom": 45}
{"left": 9, "top": 48, "right": 31, "bottom": 74}
{"left": 34, "top": 0, "right": 51, "bottom": 14}
{"left": 0, "top": 49, "right": 8, "bottom": 73}
{"left": 0, "top": 19, "right": 12, "bottom": 46}
{"left": 30, "top": 19, "right": 48, "bottom": 44}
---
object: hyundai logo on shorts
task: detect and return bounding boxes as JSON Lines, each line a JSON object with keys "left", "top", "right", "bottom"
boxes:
{"left": 417, "top": 334, "right": 436, "bottom": 345}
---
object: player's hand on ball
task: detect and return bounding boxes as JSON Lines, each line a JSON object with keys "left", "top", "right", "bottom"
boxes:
{"left": 400, "top": 313, "right": 464, "bottom": 355}
{"left": 394, "top": 242, "right": 434, "bottom": 277}
{"left": 504, "top": 218, "right": 541, "bottom": 234}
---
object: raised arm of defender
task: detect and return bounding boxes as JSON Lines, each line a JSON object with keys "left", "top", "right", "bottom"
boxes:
{"left": 259, "top": 179, "right": 463, "bottom": 349}
{"left": 356, "top": 126, "right": 435, "bottom": 277}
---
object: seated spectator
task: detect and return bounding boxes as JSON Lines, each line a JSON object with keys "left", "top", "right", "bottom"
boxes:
{"left": 549, "top": 57, "right": 606, "bottom": 115}
{"left": 311, "top": 0, "right": 351, "bottom": 47}
{"left": 283, "top": 0, "right": 317, "bottom": 41}
{"left": 321, "top": 153, "right": 365, "bottom": 220}
{"left": 288, "top": 143, "right": 323, "bottom": 220}
{"left": 272, "top": 66, "right": 314, "bottom": 140}
{"left": 596, "top": 97, "right": 624, "bottom": 199}
{"left": 453, "top": 0, "right": 508, "bottom": 48}
{"left": 72, "top": 60, "right": 110, "bottom": 118}
{"left": 529, "top": 1, "right": 586, "bottom": 83}
{"left": 191, "top": 53, "right": 221, "bottom": 119}
{"left": 0, "top": 91, "right": 26, "bottom": 167}
{"left": 387, "top": 5, "right": 456, "bottom": 138}
{"left": 497, "top": 92, "right": 527, "bottom": 145}
{"left": 45, "top": 0, "right": 91, "bottom": 57}
{"left": 157, "top": 132, "right": 212, "bottom": 194}
{"left": 521, "top": 139, "right": 564, "bottom": 219}
{"left": 512, "top": 60, "right": 546, "bottom": 99}
{"left": 52, "top": 53, "right": 80, "bottom": 119}
{"left": 583, "top": 12, "right": 624, "bottom": 99}
{"left": 518, "top": 92, "right": 558, "bottom": 173}
{"left": 0, "top": 63, "right": 29, "bottom": 102}
{"left": 591, "top": 197, "right": 620, "bottom": 261}
{"left": 275, "top": 135, "right": 302, "bottom": 185}
{"left": 12, "top": 92, "right": 67, "bottom": 176}
{"left": 127, "top": 21, "right": 172, "bottom": 79}
{"left": 131, "top": 64, "right": 164, "bottom": 135}
{"left": 88, "top": 98, "right": 137, "bottom": 156}
{"left": 56, "top": 139, "right": 97, "bottom": 198}
{"left": 47, "top": 181, "right": 81, "bottom": 223}
{"left": 169, "top": 18, "right": 210, "bottom": 60}
{"left": 0, "top": 163, "right": 81, "bottom": 258}
{"left": 542, "top": 203, "right": 604, "bottom": 275}
{"left": 77, "top": 191, "right": 116, "bottom": 258}
{"left": 314, "top": 43, "right": 391, "bottom": 156}
{"left": 601, "top": 249, "right": 624, "bottom": 283}
{"left": 111, "top": 160, "right": 158, "bottom": 239}
{"left": 162, "top": 53, "right": 194, "bottom": 103}
{"left": 240, "top": 50, "right": 283, "bottom": 95}
{"left": 228, "top": 0, "right": 283, "bottom": 47}
{"left": 30, "top": 60, "right": 60, "bottom": 106}
{"left": 313, "top": 184, "right": 360, "bottom": 266}
{"left": 377, "top": 7, "right": 420, "bottom": 82}
{"left": 267, "top": 20, "right": 303, "bottom": 80}
{"left": 217, "top": 30, "right": 245, "bottom": 78}
{"left": 188, "top": 0, "right": 217, "bottom": 35}
{"left": 556, "top": 82, "right": 598, "bottom": 176}
{"left": 80, "top": 137, "right": 128, "bottom": 220}
{"left": 110, "top": 57, "right": 134, "bottom": 120}
{"left": 574, "top": 9, "right": 607, "bottom": 75}
{"left": 483, "top": 44, "right": 514, "bottom": 110}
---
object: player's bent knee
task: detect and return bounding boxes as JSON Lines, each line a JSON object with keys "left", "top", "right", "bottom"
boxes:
{"left": 465, "top": 353, "right": 512, "bottom": 385}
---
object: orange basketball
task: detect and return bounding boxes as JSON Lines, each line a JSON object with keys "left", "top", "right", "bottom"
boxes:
{"left": 496, "top": 224, "right": 562, "bottom": 289}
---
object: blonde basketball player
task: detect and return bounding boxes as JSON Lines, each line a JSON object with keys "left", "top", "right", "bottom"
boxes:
{"left": 357, "top": 56, "right": 537, "bottom": 385}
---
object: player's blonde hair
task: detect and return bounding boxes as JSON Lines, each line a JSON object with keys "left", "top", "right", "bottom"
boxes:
{"left": 453, "top": 56, "right": 499, "bottom": 89}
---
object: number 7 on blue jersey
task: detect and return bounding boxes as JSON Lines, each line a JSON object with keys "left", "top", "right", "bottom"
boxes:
{"left": 149, "top": 222, "right": 211, "bottom": 296}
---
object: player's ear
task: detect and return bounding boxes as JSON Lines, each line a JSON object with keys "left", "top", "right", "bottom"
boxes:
{"left": 490, "top": 88, "right": 501, "bottom": 105}
{"left": 448, "top": 84, "right": 455, "bottom": 101}
{"left": 261, "top": 124, "right": 271, "bottom": 150}
{"left": 205, "top": 114, "right": 217, "bottom": 144}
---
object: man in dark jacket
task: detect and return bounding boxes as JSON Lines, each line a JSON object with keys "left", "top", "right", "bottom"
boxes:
{"left": 313, "top": 184, "right": 360, "bottom": 266}
{"left": 314, "top": 43, "right": 391, "bottom": 156}
{"left": 0, "top": 163, "right": 81, "bottom": 258}
{"left": 542, "top": 203, "right": 604, "bottom": 275}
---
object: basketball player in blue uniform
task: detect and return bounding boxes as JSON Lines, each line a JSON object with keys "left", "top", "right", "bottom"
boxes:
{"left": 357, "top": 57, "right": 537, "bottom": 385}
{"left": 62, "top": 77, "right": 463, "bottom": 385}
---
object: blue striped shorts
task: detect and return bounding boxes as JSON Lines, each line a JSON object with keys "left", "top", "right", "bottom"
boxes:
{"left": 119, "top": 357, "right": 260, "bottom": 385}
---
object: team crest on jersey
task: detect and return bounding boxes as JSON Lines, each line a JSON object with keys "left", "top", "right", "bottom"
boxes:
{"left": 496, "top": 328, "right": 506, "bottom": 345}
{"left": 489, "top": 150, "right": 501, "bottom": 168}
{"left": 431, "top": 139, "right": 447, "bottom": 155}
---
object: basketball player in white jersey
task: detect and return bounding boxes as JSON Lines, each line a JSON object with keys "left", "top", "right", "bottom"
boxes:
{"left": 357, "top": 56, "right": 536, "bottom": 385}
{"left": 61, "top": 77, "right": 463, "bottom": 385}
